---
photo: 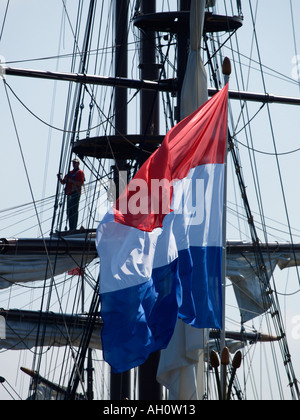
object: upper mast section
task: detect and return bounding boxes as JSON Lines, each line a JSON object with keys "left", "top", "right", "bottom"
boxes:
{"left": 133, "top": 0, "right": 242, "bottom": 122}
{"left": 133, "top": 6, "right": 243, "bottom": 34}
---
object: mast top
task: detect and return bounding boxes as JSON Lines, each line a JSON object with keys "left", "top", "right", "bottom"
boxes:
{"left": 222, "top": 57, "right": 232, "bottom": 76}
{"left": 133, "top": 12, "right": 243, "bottom": 34}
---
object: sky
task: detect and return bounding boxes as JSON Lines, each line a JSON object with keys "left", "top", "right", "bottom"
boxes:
{"left": 0, "top": 0, "right": 300, "bottom": 400}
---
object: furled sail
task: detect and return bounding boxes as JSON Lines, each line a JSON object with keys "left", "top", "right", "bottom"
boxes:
{"left": 1, "top": 307, "right": 277, "bottom": 356}
{"left": 227, "top": 242, "right": 300, "bottom": 323}
{"left": 21, "top": 367, "right": 84, "bottom": 400}
{"left": 0, "top": 237, "right": 98, "bottom": 289}
{"left": 1, "top": 236, "right": 298, "bottom": 327}
{"left": 0, "top": 309, "right": 102, "bottom": 351}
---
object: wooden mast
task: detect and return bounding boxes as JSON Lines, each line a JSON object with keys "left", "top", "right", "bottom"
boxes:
{"left": 137, "top": 0, "right": 162, "bottom": 401}
{"left": 110, "top": 0, "right": 131, "bottom": 401}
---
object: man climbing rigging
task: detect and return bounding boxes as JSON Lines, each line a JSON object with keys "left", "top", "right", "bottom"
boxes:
{"left": 58, "top": 158, "right": 85, "bottom": 231}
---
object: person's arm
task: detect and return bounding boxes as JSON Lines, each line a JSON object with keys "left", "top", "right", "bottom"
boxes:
{"left": 57, "top": 173, "right": 68, "bottom": 185}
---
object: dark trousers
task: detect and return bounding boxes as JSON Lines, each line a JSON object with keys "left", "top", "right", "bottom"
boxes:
{"left": 67, "top": 192, "right": 80, "bottom": 231}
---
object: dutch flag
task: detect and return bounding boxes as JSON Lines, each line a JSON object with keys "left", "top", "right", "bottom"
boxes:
{"left": 96, "top": 84, "right": 229, "bottom": 373}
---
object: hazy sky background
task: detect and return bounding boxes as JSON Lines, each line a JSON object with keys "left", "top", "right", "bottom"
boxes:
{"left": 0, "top": 0, "right": 299, "bottom": 400}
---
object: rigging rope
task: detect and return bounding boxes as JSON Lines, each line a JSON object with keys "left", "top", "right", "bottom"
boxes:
{"left": 2, "top": 0, "right": 300, "bottom": 401}
{"left": 26, "top": 0, "right": 102, "bottom": 400}
{"left": 233, "top": 137, "right": 300, "bottom": 157}
{"left": 0, "top": 377, "right": 22, "bottom": 400}
{"left": 2, "top": 78, "right": 85, "bottom": 398}
{"left": 0, "top": 0, "right": 10, "bottom": 42}
{"left": 248, "top": 0, "right": 300, "bottom": 288}
{"left": 205, "top": 0, "right": 300, "bottom": 399}
{"left": 289, "top": 0, "right": 300, "bottom": 94}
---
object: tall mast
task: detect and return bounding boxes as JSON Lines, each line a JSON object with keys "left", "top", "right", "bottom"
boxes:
{"left": 138, "top": 0, "right": 162, "bottom": 401}
{"left": 140, "top": 0, "right": 159, "bottom": 150}
{"left": 110, "top": 0, "right": 131, "bottom": 401}
{"left": 177, "top": 0, "right": 191, "bottom": 120}
{"left": 220, "top": 57, "right": 231, "bottom": 400}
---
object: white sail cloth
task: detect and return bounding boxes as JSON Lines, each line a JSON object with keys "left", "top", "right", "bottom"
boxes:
{"left": 0, "top": 311, "right": 102, "bottom": 351}
{"left": 27, "top": 384, "right": 65, "bottom": 401}
{"left": 0, "top": 254, "right": 96, "bottom": 289}
{"left": 227, "top": 242, "right": 300, "bottom": 323}
{"left": 0, "top": 237, "right": 97, "bottom": 288}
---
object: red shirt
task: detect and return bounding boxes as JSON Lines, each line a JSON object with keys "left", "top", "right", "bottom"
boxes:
{"left": 62, "top": 169, "right": 85, "bottom": 196}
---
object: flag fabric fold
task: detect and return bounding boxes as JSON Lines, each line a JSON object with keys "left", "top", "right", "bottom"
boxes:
{"left": 96, "top": 84, "right": 229, "bottom": 373}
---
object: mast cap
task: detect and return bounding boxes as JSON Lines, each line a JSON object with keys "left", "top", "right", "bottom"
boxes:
{"left": 222, "top": 57, "right": 232, "bottom": 76}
